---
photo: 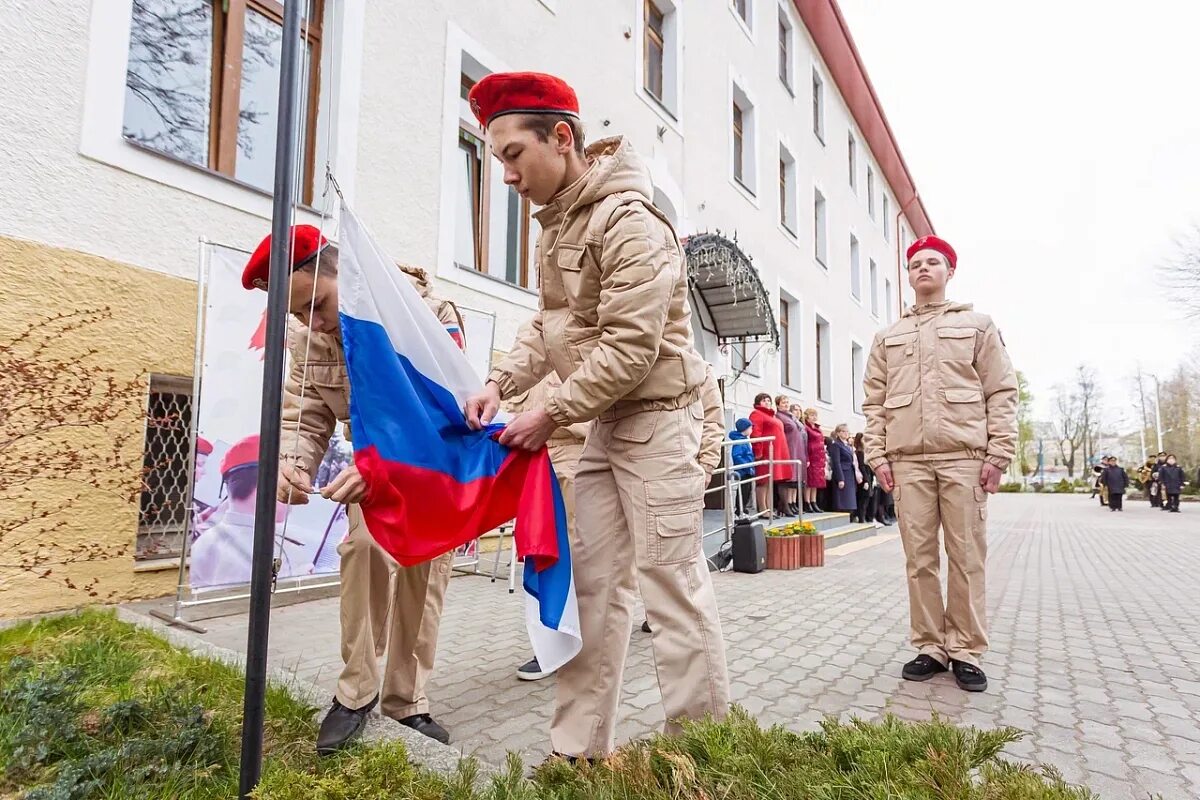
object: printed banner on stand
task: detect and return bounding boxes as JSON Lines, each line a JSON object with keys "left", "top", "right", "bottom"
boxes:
{"left": 189, "top": 243, "right": 349, "bottom": 593}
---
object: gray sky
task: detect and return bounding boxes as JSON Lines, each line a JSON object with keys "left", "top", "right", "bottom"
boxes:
{"left": 838, "top": 0, "right": 1199, "bottom": 429}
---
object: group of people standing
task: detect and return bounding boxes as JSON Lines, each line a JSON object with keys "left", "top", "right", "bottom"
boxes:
{"left": 1094, "top": 452, "right": 1189, "bottom": 513}
{"left": 727, "top": 397, "right": 895, "bottom": 526}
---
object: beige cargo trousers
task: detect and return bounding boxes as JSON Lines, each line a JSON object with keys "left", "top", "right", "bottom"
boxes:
{"left": 551, "top": 401, "right": 730, "bottom": 757}
{"left": 335, "top": 505, "right": 452, "bottom": 719}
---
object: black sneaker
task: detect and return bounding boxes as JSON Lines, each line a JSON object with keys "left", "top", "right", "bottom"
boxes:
{"left": 517, "top": 656, "right": 555, "bottom": 681}
{"left": 950, "top": 659, "right": 988, "bottom": 692}
{"left": 316, "top": 695, "right": 377, "bottom": 756}
{"left": 397, "top": 713, "right": 450, "bottom": 744}
{"left": 901, "top": 654, "right": 948, "bottom": 682}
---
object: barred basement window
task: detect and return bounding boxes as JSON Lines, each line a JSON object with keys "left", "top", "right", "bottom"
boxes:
{"left": 137, "top": 374, "right": 194, "bottom": 560}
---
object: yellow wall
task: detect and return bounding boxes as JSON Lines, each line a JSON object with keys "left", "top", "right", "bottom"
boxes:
{"left": 0, "top": 237, "right": 195, "bottom": 619}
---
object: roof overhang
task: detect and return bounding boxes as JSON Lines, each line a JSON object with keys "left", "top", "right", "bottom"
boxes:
{"left": 793, "top": 0, "right": 935, "bottom": 238}
{"left": 683, "top": 233, "right": 779, "bottom": 348}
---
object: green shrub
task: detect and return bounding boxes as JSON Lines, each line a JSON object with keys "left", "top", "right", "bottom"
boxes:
{"left": 1055, "top": 478, "right": 1072, "bottom": 493}
{"left": 999, "top": 482, "right": 1024, "bottom": 493}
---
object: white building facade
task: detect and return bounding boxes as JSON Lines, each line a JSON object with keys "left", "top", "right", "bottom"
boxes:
{"left": 3, "top": 0, "right": 934, "bottom": 431}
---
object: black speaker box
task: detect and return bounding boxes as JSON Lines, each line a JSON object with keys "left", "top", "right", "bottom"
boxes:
{"left": 731, "top": 520, "right": 766, "bottom": 574}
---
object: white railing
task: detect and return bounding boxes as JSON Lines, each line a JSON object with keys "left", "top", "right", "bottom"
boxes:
{"left": 703, "top": 435, "right": 806, "bottom": 545}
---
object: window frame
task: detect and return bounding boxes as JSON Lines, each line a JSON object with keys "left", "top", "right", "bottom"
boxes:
{"left": 867, "top": 165, "right": 876, "bottom": 220}
{"left": 778, "top": 141, "right": 797, "bottom": 235}
{"left": 813, "top": 187, "right": 828, "bottom": 267}
{"left": 869, "top": 258, "right": 879, "bottom": 319}
{"left": 454, "top": 73, "right": 534, "bottom": 290}
{"left": 777, "top": 7, "right": 793, "bottom": 92}
{"left": 121, "top": 0, "right": 326, "bottom": 205}
{"left": 811, "top": 68, "right": 825, "bottom": 143}
{"left": 847, "top": 131, "right": 857, "bottom": 191}
{"left": 815, "top": 314, "right": 832, "bottom": 404}
{"left": 851, "top": 340, "right": 865, "bottom": 414}
{"left": 882, "top": 195, "right": 891, "bottom": 240}
{"left": 849, "top": 234, "right": 861, "bottom": 302}
{"left": 644, "top": 0, "right": 666, "bottom": 102}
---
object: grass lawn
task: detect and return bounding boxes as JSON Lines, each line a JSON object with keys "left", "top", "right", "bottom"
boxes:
{"left": 1, "top": 610, "right": 1099, "bottom": 799}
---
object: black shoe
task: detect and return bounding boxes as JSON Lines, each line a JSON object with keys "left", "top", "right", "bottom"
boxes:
{"left": 640, "top": 619, "right": 652, "bottom": 633}
{"left": 812, "top": 503, "right": 825, "bottom": 513}
{"left": 950, "top": 659, "right": 988, "bottom": 692}
{"left": 802, "top": 502, "right": 813, "bottom": 513}
{"left": 397, "top": 713, "right": 450, "bottom": 744}
{"left": 901, "top": 654, "right": 948, "bottom": 682}
{"left": 517, "top": 656, "right": 555, "bottom": 681}
{"left": 316, "top": 695, "right": 377, "bottom": 756}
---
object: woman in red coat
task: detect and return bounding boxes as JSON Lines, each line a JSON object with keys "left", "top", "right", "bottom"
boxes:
{"left": 803, "top": 407, "right": 828, "bottom": 513}
{"left": 749, "top": 394, "right": 793, "bottom": 515}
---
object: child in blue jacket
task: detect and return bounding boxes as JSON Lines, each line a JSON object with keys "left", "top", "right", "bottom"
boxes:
{"left": 729, "top": 418, "right": 756, "bottom": 518}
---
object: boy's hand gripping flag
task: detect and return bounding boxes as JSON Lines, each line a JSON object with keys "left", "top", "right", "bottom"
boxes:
{"left": 336, "top": 204, "right": 581, "bottom": 672}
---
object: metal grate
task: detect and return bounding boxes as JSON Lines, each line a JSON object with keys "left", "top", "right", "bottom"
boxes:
{"left": 137, "top": 374, "right": 194, "bottom": 560}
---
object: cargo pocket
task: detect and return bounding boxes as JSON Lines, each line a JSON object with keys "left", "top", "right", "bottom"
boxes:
{"left": 644, "top": 471, "right": 704, "bottom": 566}
{"left": 556, "top": 245, "right": 586, "bottom": 310}
{"left": 973, "top": 485, "right": 988, "bottom": 520}
{"left": 937, "top": 326, "right": 977, "bottom": 361}
{"left": 613, "top": 410, "right": 675, "bottom": 460}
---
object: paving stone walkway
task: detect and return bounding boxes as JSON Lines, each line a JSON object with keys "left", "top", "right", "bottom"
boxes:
{"left": 161, "top": 494, "right": 1200, "bottom": 799}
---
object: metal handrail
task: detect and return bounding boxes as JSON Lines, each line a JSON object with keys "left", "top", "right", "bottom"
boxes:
{"left": 703, "top": 436, "right": 807, "bottom": 547}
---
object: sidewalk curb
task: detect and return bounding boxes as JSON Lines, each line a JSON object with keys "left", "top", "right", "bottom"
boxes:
{"left": 114, "top": 606, "right": 496, "bottom": 780}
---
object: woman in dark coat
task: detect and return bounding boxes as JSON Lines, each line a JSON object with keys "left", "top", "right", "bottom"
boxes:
{"left": 775, "top": 396, "right": 806, "bottom": 516}
{"left": 749, "top": 394, "right": 793, "bottom": 516}
{"left": 827, "top": 424, "right": 859, "bottom": 513}
{"left": 1159, "top": 455, "right": 1187, "bottom": 513}
{"left": 802, "top": 408, "right": 827, "bottom": 513}
{"left": 852, "top": 432, "right": 876, "bottom": 524}
{"left": 1102, "top": 458, "right": 1129, "bottom": 512}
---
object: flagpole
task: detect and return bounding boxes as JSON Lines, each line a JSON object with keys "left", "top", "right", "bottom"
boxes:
{"left": 238, "top": 0, "right": 305, "bottom": 796}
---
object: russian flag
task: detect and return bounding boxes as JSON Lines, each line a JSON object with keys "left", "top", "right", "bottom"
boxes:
{"left": 336, "top": 205, "right": 581, "bottom": 672}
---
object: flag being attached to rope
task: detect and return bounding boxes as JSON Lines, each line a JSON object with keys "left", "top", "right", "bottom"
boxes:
{"left": 337, "top": 204, "right": 581, "bottom": 672}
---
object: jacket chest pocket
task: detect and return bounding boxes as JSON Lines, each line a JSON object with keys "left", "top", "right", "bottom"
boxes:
{"left": 937, "top": 327, "right": 977, "bottom": 361}
{"left": 555, "top": 244, "right": 590, "bottom": 311}
{"left": 884, "top": 333, "right": 918, "bottom": 370}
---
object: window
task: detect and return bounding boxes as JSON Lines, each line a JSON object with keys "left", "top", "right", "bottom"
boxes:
{"left": 731, "top": 84, "right": 756, "bottom": 194}
{"left": 851, "top": 342, "right": 865, "bottom": 413}
{"left": 138, "top": 373, "right": 193, "bottom": 560}
{"left": 813, "top": 188, "right": 827, "bottom": 265}
{"left": 777, "top": 9, "right": 793, "bottom": 90}
{"left": 644, "top": 0, "right": 665, "bottom": 101}
{"left": 885, "top": 277, "right": 895, "bottom": 323}
{"left": 850, "top": 235, "right": 861, "bottom": 301}
{"left": 882, "top": 195, "right": 891, "bottom": 240}
{"left": 847, "top": 132, "right": 857, "bottom": 191}
{"left": 779, "top": 144, "right": 796, "bottom": 233}
{"left": 780, "top": 296, "right": 800, "bottom": 388}
{"left": 122, "top": 0, "right": 326, "bottom": 204}
{"left": 811, "top": 69, "right": 824, "bottom": 142}
{"left": 454, "top": 71, "right": 534, "bottom": 289}
{"left": 869, "top": 259, "right": 879, "bottom": 318}
{"left": 867, "top": 165, "right": 876, "bottom": 219}
{"left": 815, "top": 315, "right": 831, "bottom": 403}
{"left": 733, "top": 0, "right": 750, "bottom": 26}
{"left": 639, "top": 0, "right": 680, "bottom": 117}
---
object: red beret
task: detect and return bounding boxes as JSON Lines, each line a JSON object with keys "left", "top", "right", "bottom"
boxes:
{"left": 220, "top": 434, "right": 260, "bottom": 477}
{"left": 242, "top": 225, "right": 328, "bottom": 291}
{"left": 467, "top": 71, "right": 579, "bottom": 128}
{"left": 906, "top": 235, "right": 957, "bottom": 269}
{"left": 196, "top": 437, "right": 213, "bottom": 456}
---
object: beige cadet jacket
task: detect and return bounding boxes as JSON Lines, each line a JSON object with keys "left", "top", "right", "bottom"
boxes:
{"left": 505, "top": 372, "right": 591, "bottom": 449}
{"left": 486, "top": 136, "right": 708, "bottom": 426}
{"left": 279, "top": 264, "right": 463, "bottom": 477}
{"left": 862, "top": 301, "right": 1018, "bottom": 472}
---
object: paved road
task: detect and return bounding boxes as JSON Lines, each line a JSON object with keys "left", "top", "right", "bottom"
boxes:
{"left": 180, "top": 494, "right": 1200, "bottom": 799}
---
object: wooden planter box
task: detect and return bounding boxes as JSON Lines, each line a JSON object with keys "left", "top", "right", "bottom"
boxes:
{"left": 765, "top": 534, "right": 825, "bottom": 569}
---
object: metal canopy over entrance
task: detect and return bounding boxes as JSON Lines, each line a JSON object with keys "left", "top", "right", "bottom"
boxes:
{"left": 683, "top": 232, "right": 779, "bottom": 348}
